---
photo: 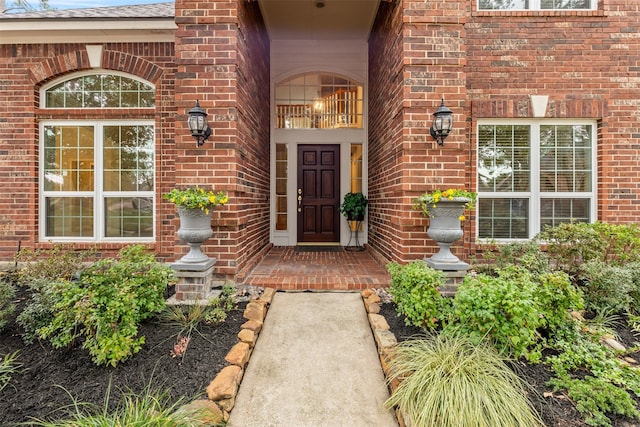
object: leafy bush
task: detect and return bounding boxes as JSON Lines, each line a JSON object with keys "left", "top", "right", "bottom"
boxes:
{"left": 387, "top": 261, "right": 449, "bottom": 330}
{"left": 548, "top": 331, "right": 640, "bottom": 427}
{"left": 37, "top": 245, "right": 174, "bottom": 366}
{"left": 535, "top": 271, "right": 584, "bottom": 335}
{"left": 445, "top": 267, "right": 544, "bottom": 361}
{"left": 0, "top": 277, "right": 15, "bottom": 332}
{"left": 384, "top": 335, "right": 544, "bottom": 427}
{"left": 477, "top": 240, "right": 552, "bottom": 277}
{"left": 578, "top": 260, "right": 633, "bottom": 314}
{"left": 538, "top": 222, "right": 640, "bottom": 276}
{"left": 15, "top": 245, "right": 95, "bottom": 344}
{"left": 15, "top": 244, "right": 94, "bottom": 284}
{"left": 625, "top": 262, "right": 640, "bottom": 314}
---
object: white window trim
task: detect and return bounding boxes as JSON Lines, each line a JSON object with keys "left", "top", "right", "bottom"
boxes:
{"left": 477, "top": 0, "right": 596, "bottom": 11}
{"left": 476, "top": 119, "right": 597, "bottom": 241}
{"left": 39, "top": 120, "right": 156, "bottom": 243}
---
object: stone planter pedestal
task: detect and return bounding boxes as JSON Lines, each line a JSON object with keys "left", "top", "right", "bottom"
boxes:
{"left": 423, "top": 199, "right": 470, "bottom": 292}
{"left": 171, "top": 206, "right": 218, "bottom": 302}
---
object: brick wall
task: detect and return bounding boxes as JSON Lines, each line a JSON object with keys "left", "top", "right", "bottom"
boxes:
{"left": 0, "top": 42, "right": 176, "bottom": 260}
{"left": 369, "top": 0, "right": 470, "bottom": 264}
{"left": 174, "top": 0, "right": 270, "bottom": 280}
{"left": 466, "top": 0, "right": 640, "bottom": 226}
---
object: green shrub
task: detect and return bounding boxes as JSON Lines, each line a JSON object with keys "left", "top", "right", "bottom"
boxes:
{"left": 37, "top": 245, "right": 174, "bottom": 366}
{"left": 538, "top": 222, "right": 640, "bottom": 276}
{"left": 0, "top": 277, "right": 15, "bottom": 332}
{"left": 446, "top": 267, "right": 543, "bottom": 361}
{"left": 476, "top": 240, "right": 552, "bottom": 277}
{"left": 548, "top": 332, "right": 640, "bottom": 427}
{"left": 15, "top": 244, "right": 94, "bottom": 284}
{"left": 578, "top": 260, "right": 633, "bottom": 314}
{"left": 387, "top": 261, "right": 449, "bottom": 330}
{"left": 384, "top": 335, "right": 544, "bottom": 427}
{"left": 535, "top": 271, "right": 584, "bottom": 336}
{"left": 625, "top": 262, "right": 640, "bottom": 314}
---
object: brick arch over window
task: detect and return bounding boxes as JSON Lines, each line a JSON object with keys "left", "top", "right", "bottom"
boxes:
{"left": 29, "top": 49, "right": 164, "bottom": 86}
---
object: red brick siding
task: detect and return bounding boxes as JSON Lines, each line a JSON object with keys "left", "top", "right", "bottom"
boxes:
{"left": 174, "top": 0, "right": 270, "bottom": 280}
{"left": 369, "top": 0, "right": 470, "bottom": 264}
{"left": 466, "top": 0, "right": 640, "bottom": 228}
{"left": 0, "top": 42, "right": 176, "bottom": 261}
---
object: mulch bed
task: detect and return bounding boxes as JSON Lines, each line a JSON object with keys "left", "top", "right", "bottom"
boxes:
{"left": 379, "top": 302, "right": 640, "bottom": 427}
{"left": 0, "top": 284, "right": 247, "bottom": 425}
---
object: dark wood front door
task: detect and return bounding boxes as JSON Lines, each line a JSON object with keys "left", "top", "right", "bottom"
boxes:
{"left": 297, "top": 144, "right": 340, "bottom": 243}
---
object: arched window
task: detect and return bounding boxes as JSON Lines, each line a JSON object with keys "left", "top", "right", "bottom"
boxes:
{"left": 275, "top": 72, "right": 363, "bottom": 129}
{"left": 40, "top": 73, "right": 155, "bottom": 242}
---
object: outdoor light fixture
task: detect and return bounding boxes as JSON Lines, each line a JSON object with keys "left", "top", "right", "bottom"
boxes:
{"left": 187, "top": 100, "right": 211, "bottom": 147}
{"left": 430, "top": 98, "right": 453, "bottom": 146}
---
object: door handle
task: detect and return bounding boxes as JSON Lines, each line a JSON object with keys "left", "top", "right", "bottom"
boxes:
{"left": 297, "top": 188, "right": 302, "bottom": 212}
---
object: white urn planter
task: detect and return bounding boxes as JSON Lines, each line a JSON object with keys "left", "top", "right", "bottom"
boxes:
{"left": 177, "top": 206, "right": 214, "bottom": 263}
{"left": 426, "top": 198, "right": 469, "bottom": 267}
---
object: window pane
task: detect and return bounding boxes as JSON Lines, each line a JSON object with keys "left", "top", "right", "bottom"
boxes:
{"left": 275, "top": 144, "right": 288, "bottom": 231}
{"left": 540, "top": 198, "right": 590, "bottom": 229}
{"left": 43, "top": 125, "right": 94, "bottom": 192}
{"left": 275, "top": 72, "right": 363, "bottom": 129}
{"left": 541, "top": 0, "right": 589, "bottom": 9}
{"left": 478, "top": 125, "right": 530, "bottom": 192}
{"left": 45, "top": 74, "right": 155, "bottom": 108}
{"left": 104, "top": 197, "right": 153, "bottom": 237}
{"left": 479, "top": 0, "right": 528, "bottom": 10}
{"left": 478, "top": 198, "right": 529, "bottom": 239}
{"left": 103, "top": 125, "right": 155, "bottom": 192}
{"left": 539, "top": 125, "right": 592, "bottom": 193}
{"left": 45, "top": 197, "right": 94, "bottom": 237}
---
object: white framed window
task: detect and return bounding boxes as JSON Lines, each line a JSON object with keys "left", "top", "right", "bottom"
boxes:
{"left": 41, "top": 122, "right": 155, "bottom": 242}
{"left": 275, "top": 72, "right": 364, "bottom": 129}
{"left": 478, "top": 0, "right": 595, "bottom": 10}
{"left": 477, "top": 120, "right": 596, "bottom": 240}
{"left": 40, "top": 72, "right": 155, "bottom": 242}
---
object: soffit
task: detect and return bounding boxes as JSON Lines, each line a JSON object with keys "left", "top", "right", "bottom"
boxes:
{"left": 257, "top": 0, "right": 381, "bottom": 41}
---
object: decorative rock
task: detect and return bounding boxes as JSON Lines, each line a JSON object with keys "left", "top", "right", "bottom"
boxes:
{"left": 241, "top": 319, "right": 263, "bottom": 334}
{"left": 603, "top": 337, "right": 626, "bottom": 351}
{"left": 238, "top": 328, "right": 257, "bottom": 345}
{"left": 218, "top": 395, "right": 236, "bottom": 412}
{"left": 369, "top": 313, "right": 390, "bottom": 331}
{"left": 367, "top": 293, "right": 381, "bottom": 305}
{"left": 570, "top": 310, "right": 585, "bottom": 321}
{"left": 373, "top": 329, "right": 397, "bottom": 352}
{"left": 175, "top": 399, "right": 224, "bottom": 425}
{"left": 259, "top": 287, "right": 276, "bottom": 304}
{"left": 367, "top": 302, "right": 381, "bottom": 314}
{"left": 225, "top": 342, "right": 251, "bottom": 367}
{"left": 243, "top": 301, "right": 267, "bottom": 322}
{"left": 361, "top": 288, "right": 374, "bottom": 298}
{"left": 207, "top": 365, "right": 243, "bottom": 400}
{"left": 624, "top": 356, "right": 638, "bottom": 365}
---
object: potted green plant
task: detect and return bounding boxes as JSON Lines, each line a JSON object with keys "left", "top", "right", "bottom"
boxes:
{"left": 164, "top": 187, "right": 228, "bottom": 263}
{"left": 340, "top": 192, "right": 369, "bottom": 221}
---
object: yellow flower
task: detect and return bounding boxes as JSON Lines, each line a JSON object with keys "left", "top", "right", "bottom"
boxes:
{"left": 459, "top": 215, "right": 466, "bottom": 221}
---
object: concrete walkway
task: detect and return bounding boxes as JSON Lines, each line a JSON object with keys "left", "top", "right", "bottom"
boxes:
{"left": 227, "top": 292, "right": 398, "bottom": 427}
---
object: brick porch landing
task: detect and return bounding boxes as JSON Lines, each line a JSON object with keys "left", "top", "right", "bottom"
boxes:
{"left": 241, "top": 246, "right": 391, "bottom": 291}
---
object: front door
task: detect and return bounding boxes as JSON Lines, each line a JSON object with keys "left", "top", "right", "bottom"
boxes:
{"left": 297, "top": 144, "right": 340, "bottom": 243}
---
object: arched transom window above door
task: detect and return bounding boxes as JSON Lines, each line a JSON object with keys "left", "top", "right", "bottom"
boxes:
{"left": 275, "top": 72, "right": 363, "bottom": 129}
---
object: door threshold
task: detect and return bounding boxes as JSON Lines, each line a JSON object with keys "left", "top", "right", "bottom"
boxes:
{"left": 296, "top": 242, "right": 341, "bottom": 247}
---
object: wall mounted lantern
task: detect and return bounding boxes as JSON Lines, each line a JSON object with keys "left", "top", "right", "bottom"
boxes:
{"left": 429, "top": 98, "right": 453, "bottom": 146}
{"left": 187, "top": 100, "right": 211, "bottom": 147}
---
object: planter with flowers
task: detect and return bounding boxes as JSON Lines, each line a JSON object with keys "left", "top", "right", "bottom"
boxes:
{"left": 164, "top": 187, "right": 228, "bottom": 264}
{"left": 413, "top": 189, "right": 476, "bottom": 268}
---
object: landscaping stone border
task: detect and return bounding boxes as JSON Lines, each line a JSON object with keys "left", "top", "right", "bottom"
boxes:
{"left": 179, "top": 287, "right": 276, "bottom": 424}
{"left": 361, "top": 288, "right": 408, "bottom": 427}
